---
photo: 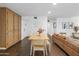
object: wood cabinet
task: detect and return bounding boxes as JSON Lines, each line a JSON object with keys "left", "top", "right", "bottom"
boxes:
{"left": 13, "top": 13, "right": 20, "bottom": 44}
{"left": 0, "top": 7, "right": 21, "bottom": 49}
{"left": 18, "top": 16, "right": 21, "bottom": 41}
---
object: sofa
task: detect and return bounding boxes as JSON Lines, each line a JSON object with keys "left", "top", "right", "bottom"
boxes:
{"left": 72, "top": 33, "right": 79, "bottom": 39}
{"left": 52, "top": 33, "right": 79, "bottom": 56}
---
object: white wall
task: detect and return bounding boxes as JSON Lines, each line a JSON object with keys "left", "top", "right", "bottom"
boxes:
{"left": 21, "top": 15, "right": 79, "bottom": 39}
{"left": 21, "top": 16, "right": 48, "bottom": 39}
{"left": 56, "top": 16, "right": 79, "bottom": 36}
{"left": 47, "top": 22, "right": 53, "bottom": 35}
{"left": 47, "top": 17, "right": 57, "bottom": 35}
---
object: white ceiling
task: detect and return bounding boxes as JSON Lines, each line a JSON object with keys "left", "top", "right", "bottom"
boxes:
{"left": 0, "top": 3, "right": 79, "bottom": 18}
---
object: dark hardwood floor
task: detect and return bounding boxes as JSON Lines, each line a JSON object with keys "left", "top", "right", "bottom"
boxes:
{"left": 0, "top": 37, "right": 67, "bottom": 56}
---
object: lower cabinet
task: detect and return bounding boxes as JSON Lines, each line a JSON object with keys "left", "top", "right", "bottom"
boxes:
{"left": 14, "top": 31, "right": 19, "bottom": 44}
{"left": 6, "top": 32, "right": 14, "bottom": 48}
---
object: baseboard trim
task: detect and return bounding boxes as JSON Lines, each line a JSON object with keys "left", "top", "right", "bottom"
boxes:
{"left": 0, "top": 48, "right": 6, "bottom": 50}
{"left": 21, "top": 36, "right": 30, "bottom": 40}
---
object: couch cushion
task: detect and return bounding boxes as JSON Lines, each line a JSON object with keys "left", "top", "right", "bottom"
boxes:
{"left": 65, "top": 37, "right": 79, "bottom": 53}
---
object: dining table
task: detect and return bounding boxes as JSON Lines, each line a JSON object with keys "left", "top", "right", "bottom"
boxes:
{"left": 28, "top": 33, "right": 50, "bottom": 55}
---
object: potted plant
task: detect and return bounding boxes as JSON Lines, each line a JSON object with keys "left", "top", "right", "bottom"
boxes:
{"left": 37, "top": 28, "right": 44, "bottom": 36}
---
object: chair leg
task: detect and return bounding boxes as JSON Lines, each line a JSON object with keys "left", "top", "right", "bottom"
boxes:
{"left": 49, "top": 45, "right": 51, "bottom": 55}
{"left": 43, "top": 50, "right": 45, "bottom": 56}
{"left": 46, "top": 47, "right": 48, "bottom": 56}
{"left": 48, "top": 43, "right": 51, "bottom": 55}
{"left": 33, "top": 50, "right": 35, "bottom": 56}
{"left": 30, "top": 44, "right": 32, "bottom": 56}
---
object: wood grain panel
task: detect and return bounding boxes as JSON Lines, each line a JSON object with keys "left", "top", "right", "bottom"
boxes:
{"left": 0, "top": 8, "right": 6, "bottom": 48}
{"left": 13, "top": 13, "right": 20, "bottom": 44}
{"left": 6, "top": 8, "right": 14, "bottom": 48}
{"left": 14, "top": 13, "right": 19, "bottom": 30}
{"left": 0, "top": 7, "right": 21, "bottom": 49}
{"left": 6, "top": 8, "right": 14, "bottom": 32}
{"left": 18, "top": 15, "right": 21, "bottom": 40}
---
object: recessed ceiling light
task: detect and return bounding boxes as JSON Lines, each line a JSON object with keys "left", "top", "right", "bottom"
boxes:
{"left": 48, "top": 11, "right": 51, "bottom": 14}
{"left": 53, "top": 3, "right": 56, "bottom": 5}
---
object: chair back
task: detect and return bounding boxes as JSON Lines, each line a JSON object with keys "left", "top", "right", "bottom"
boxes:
{"left": 32, "top": 39, "right": 46, "bottom": 46}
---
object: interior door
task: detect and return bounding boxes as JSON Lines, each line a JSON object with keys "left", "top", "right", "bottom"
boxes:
{"left": 13, "top": 13, "right": 19, "bottom": 43}
{"left": 6, "top": 9, "right": 14, "bottom": 48}
{"left": 0, "top": 8, "right": 6, "bottom": 48}
{"left": 18, "top": 16, "right": 21, "bottom": 40}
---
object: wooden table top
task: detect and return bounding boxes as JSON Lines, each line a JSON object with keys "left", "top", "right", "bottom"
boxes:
{"left": 29, "top": 34, "right": 49, "bottom": 40}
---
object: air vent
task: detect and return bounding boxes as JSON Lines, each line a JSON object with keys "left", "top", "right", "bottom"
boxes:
{"left": 34, "top": 17, "right": 37, "bottom": 19}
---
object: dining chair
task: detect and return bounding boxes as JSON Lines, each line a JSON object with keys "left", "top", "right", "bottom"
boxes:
{"left": 31, "top": 39, "right": 47, "bottom": 56}
{"left": 30, "top": 42, "right": 33, "bottom": 56}
{"left": 46, "top": 40, "right": 51, "bottom": 55}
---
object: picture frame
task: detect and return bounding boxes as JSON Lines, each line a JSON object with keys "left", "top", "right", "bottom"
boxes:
{"left": 53, "top": 22, "right": 57, "bottom": 29}
{"left": 62, "top": 22, "right": 74, "bottom": 29}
